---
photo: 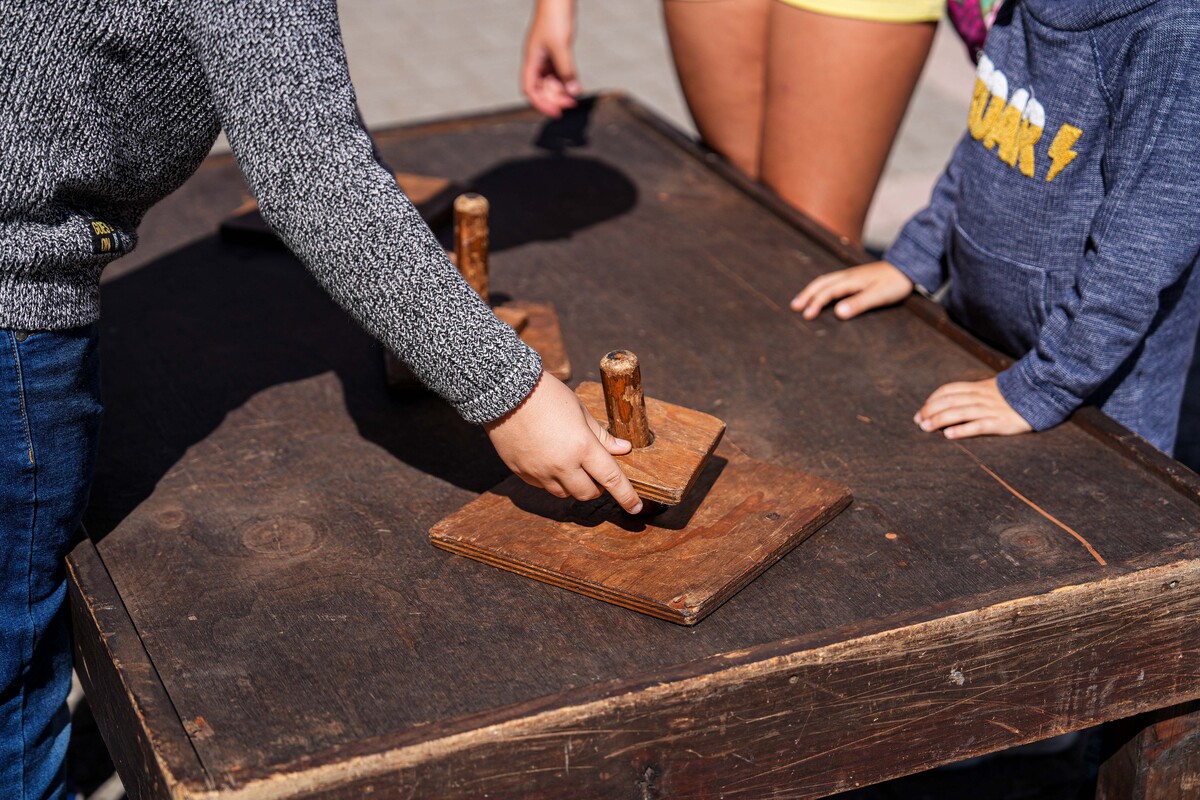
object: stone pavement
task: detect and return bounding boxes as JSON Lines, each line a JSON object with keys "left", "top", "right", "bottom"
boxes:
{"left": 335, "top": 0, "right": 975, "bottom": 251}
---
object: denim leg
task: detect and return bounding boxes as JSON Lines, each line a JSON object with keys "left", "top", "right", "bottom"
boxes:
{"left": 1, "top": 326, "right": 102, "bottom": 800}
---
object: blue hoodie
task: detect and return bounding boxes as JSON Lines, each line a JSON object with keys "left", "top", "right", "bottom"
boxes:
{"left": 886, "top": 0, "right": 1200, "bottom": 454}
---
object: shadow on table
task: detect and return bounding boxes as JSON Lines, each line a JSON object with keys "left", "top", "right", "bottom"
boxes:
{"left": 83, "top": 138, "right": 638, "bottom": 540}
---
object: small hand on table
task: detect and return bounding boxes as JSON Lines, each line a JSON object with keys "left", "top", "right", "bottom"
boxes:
{"left": 914, "top": 377, "right": 1031, "bottom": 440}
{"left": 791, "top": 262, "right": 1032, "bottom": 441}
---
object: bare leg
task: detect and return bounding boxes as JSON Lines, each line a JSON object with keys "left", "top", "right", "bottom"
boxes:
{"left": 662, "top": 0, "right": 771, "bottom": 179}
{"left": 761, "top": 3, "right": 936, "bottom": 244}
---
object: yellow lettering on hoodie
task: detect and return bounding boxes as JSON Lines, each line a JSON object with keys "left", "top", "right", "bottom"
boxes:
{"left": 968, "top": 56, "right": 1009, "bottom": 141}
{"left": 988, "top": 88, "right": 1028, "bottom": 162}
{"left": 1015, "top": 99, "right": 1045, "bottom": 178}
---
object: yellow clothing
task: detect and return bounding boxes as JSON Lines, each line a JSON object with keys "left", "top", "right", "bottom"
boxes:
{"left": 782, "top": 0, "right": 944, "bottom": 22}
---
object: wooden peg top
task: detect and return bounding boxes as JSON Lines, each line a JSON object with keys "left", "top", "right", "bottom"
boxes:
{"left": 454, "top": 193, "right": 489, "bottom": 303}
{"left": 600, "top": 350, "right": 654, "bottom": 448}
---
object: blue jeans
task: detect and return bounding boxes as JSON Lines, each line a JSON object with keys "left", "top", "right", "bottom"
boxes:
{"left": 1, "top": 326, "right": 102, "bottom": 800}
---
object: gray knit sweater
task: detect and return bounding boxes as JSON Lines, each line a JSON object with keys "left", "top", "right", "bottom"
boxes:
{"left": 0, "top": 0, "right": 542, "bottom": 424}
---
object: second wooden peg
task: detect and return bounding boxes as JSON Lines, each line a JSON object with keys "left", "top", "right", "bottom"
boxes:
{"left": 600, "top": 350, "right": 654, "bottom": 448}
{"left": 454, "top": 193, "right": 489, "bottom": 303}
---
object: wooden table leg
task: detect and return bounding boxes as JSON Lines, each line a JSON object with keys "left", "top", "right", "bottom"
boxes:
{"left": 1097, "top": 700, "right": 1200, "bottom": 799}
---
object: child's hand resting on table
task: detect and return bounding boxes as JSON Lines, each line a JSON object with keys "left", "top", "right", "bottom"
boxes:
{"left": 914, "top": 378, "right": 1032, "bottom": 440}
{"left": 791, "top": 261, "right": 1033, "bottom": 441}
{"left": 484, "top": 372, "right": 644, "bottom": 514}
{"left": 790, "top": 261, "right": 914, "bottom": 320}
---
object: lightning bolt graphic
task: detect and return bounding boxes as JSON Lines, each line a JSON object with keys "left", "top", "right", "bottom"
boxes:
{"left": 1046, "top": 124, "right": 1082, "bottom": 182}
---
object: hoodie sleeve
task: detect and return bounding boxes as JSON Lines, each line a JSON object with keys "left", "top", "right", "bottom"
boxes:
{"left": 996, "top": 18, "right": 1200, "bottom": 432}
{"left": 182, "top": 0, "right": 542, "bottom": 424}
{"left": 883, "top": 136, "right": 969, "bottom": 293}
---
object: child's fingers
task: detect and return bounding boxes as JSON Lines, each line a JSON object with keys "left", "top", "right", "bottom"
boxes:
{"left": 917, "top": 403, "right": 991, "bottom": 432}
{"left": 535, "top": 76, "right": 571, "bottom": 118}
{"left": 942, "top": 419, "right": 993, "bottom": 439}
{"left": 915, "top": 384, "right": 985, "bottom": 422}
{"left": 791, "top": 272, "right": 858, "bottom": 313}
{"left": 832, "top": 282, "right": 893, "bottom": 320}
{"left": 790, "top": 273, "right": 835, "bottom": 312}
{"left": 585, "top": 412, "right": 632, "bottom": 456}
{"left": 538, "top": 477, "right": 569, "bottom": 498}
{"left": 559, "top": 468, "right": 605, "bottom": 503}
{"left": 924, "top": 381, "right": 982, "bottom": 403}
{"left": 798, "top": 277, "right": 865, "bottom": 320}
{"left": 581, "top": 448, "right": 643, "bottom": 514}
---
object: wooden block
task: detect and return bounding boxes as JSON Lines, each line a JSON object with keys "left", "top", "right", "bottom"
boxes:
{"left": 492, "top": 305, "right": 529, "bottom": 334}
{"left": 577, "top": 381, "right": 722, "bottom": 505}
{"left": 509, "top": 300, "right": 571, "bottom": 382}
{"left": 220, "top": 172, "right": 459, "bottom": 247}
{"left": 429, "top": 440, "right": 853, "bottom": 625}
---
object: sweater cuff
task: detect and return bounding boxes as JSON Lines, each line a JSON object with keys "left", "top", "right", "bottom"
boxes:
{"left": 884, "top": 231, "right": 946, "bottom": 293}
{"left": 996, "top": 359, "right": 1078, "bottom": 432}
{"left": 452, "top": 345, "right": 544, "bottom": 425}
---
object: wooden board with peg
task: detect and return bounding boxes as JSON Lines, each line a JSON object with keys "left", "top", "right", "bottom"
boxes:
{"left": 429, "top": 438, "right": 852, "bottom": 625}
{"left": 430, "top": 349, "right": 851, "bottom": 624}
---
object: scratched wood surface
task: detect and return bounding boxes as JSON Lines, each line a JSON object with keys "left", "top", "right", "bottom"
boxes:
{"left": 73, "top": 96, "right": 1200, "bottom": 798}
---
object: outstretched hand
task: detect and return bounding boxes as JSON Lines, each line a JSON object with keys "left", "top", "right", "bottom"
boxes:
{"left": 790, "top": 261, "right": 913, "bottom": 320}
{"left": 484, "top": 372, "right": 643, "bottom": 514}
{"left": 521, "top": 0, "right": 582, "bottom": 118}
{"left": 914, "top": 378, "right": 1032, "bottom": 440}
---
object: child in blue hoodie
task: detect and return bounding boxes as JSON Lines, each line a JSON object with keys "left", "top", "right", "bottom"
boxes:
{"left": 792, "top": 0, "right": 1200, "bottom": 455}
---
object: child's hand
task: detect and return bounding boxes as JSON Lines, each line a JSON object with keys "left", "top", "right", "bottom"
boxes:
{"left": 484, "top": 372, "right": 644, "bottom": 514}
{"left": 520, "top": 0, "right": 582, "bottom": 119}
{"left": 790, "top": 261, "right": 913, "bottom": 320}
{"left": 914, "top": 378, "right": 1032, "bottom": 440}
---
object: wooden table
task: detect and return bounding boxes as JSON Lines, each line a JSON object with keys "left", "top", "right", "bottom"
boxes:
{"left": 71, "top": 95, "right": 1200, "bottom": 799}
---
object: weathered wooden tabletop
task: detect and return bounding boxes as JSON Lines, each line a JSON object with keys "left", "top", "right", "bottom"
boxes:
{"left": 70, "top": 95, "right": 1200, "bottom": 800}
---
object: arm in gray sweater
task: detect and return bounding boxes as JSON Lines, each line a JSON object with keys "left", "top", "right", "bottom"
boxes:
{"left": 184, "top": 0, "right": 542, "bottom": 424}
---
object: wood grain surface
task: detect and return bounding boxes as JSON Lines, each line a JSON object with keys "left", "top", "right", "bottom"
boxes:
{"left": 1098, "top": 700, "right": 1200, "bottom": 799}
{"left": 72, "top": 96, "right": 1200, "bottom": 798}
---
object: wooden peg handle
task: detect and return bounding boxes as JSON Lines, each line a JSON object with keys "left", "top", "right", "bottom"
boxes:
{"left": 600, "top": 350, "right": 654, "bottom": 448}
{"left": 454, "top": 193, "right": 489, "bottom": 303}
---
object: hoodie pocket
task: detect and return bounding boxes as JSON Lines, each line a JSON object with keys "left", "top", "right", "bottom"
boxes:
{"left": 947, "top": 223, "right": 1064, "bottom": 357}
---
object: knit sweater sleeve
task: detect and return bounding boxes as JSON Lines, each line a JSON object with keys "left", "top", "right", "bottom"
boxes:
{"left": 181, "top": 0, "right": 541, "bottom": 424}
{"left": 996, "top": 19, "right": 1200, "bottom": 432}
